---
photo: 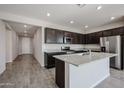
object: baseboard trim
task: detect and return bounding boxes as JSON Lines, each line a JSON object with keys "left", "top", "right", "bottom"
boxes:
{"left": 0, "top": 65, "right": 6, "bottom": 75}
{"left": 91, "top": 74, "right": 110, "bottom": 88}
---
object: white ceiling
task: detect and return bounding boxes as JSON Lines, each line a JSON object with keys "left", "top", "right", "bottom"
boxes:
{"left": 4, "top": 20, "right": 40, "bottom": 37}
{"left": 0, "top": 4, "right": 124, "bottom": 31}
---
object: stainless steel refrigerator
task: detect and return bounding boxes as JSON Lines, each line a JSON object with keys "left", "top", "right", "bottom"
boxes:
{"left": 100, "top": 35, "right": 123, "bottom": 70}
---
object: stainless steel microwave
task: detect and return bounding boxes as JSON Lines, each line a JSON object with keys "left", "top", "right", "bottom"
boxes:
{"left": 64, "top": 37, "right": 72, "bottom": 44}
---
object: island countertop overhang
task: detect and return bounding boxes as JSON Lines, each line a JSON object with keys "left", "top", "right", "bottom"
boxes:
{"left": 54, "top": 52, "right": 117, "bottom": 66}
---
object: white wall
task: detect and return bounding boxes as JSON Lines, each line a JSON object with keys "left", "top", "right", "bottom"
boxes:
{"left": 6, "top": 30, "right": 13, "bottom": 62}
{"left": 33, "top": 28, "right": 43, "bottom": 66}
{"left": 19, "top": 37, "right": 22, "bottom": 55}
{"left": 12, "top": 29, "right": 19, "bottom": 60}
{"left": 6, "top": 28, "right": 19, "bottom": 63}
{"left": 19, "top": 37, "right": 33, "bottom": 54}
{"left": 0, "top": 20, "right": 6, "bottom": 74}
{"left": 84, "top": 44, "right": 100, "bottom": 50}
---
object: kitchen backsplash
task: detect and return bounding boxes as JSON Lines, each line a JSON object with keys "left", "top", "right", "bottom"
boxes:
{"left": 43, "top": 44, "right": 84, "bottom": 50}
{"left": 84, "top": 44, "right": 100, "bottom": 49}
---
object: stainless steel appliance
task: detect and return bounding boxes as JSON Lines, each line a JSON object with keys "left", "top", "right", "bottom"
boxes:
{"left": 64, "top": 37, "right": 72, "bottom": 44}
{"left": 61, "top": 46, "right": 75, "bottom": 54}
{"left": 100, "top": 35, "right": 123, "bottom": 70}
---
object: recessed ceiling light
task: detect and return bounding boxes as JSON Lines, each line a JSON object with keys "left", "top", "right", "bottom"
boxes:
{"left": 70, "top": 21, "right": 74, "bottom": 24}
{"left": 24, "top": 25, "right": 27, "bottom": 28}
{"left": 85, "top": 25, "right": 88, "bottom": 28}
{"left": 77, "top": 4, "right": 86, "bottom": 8}
{"left": 111, "top": 17, "right": 115, "bottom": 20}
{"left": 47, "top": 13, "right": 51, "bottom": 17}
{"left": 96, "top": 5, "right": 102, "bottom": 10}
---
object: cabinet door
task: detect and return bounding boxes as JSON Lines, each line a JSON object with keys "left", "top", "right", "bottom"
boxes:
{"left": 78, "top": 34, "right": 84, "bottom": 44}
{"left": 44, "top": 53, "right": 55, "bottom": 68}
{"left": 93, "top": 31, "right": 103, "bottom": 44}
{"left": 70, "top": 33, "right": 84, "bottom": 44}
{"left": 55, "top": 59, "right": 65, "bottom": 88}
{"left": 56, "top": 30, "right": 64, "bottom": 44}
{"left": 64, "top": 31, "right": 72, "bottom": 37}
{"left": 71, "top": 33, "right": 78, "bottom": 44}
{"left": 85, "top": 34, "right": 89, "bottom": 44}
{"left": 85, "top": 32, "right": 101, "bottom": 44}
{"left": 112, "top": 27, "right": 124, "bottom": 36}
{"left": 45, "top": 28, "right": 57, "bottom": 43}
{"left": 90, "top": 33, "right": 97, "bottom": 44}
{"left": 103, "top": 30, "right": 113, "bottom": 37}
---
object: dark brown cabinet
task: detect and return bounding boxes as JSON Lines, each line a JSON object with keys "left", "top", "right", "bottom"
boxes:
{"left": 45, "top": 28, "right": 57, "bottom": 43}
{"left": 45, "top": 28, "right": 64, "bottom": 44}
{"left": 44, "top": 53, "right": 55, "bottom": 68}
{"left": 64, "top": 31, "right": 72, "bottom": 37}
{"left": 79, "top": 34, "right": 85, "bottom": 44}
{"left": 102, "top": 30, "right": 113, "bottom": 37}
{"left": 85, "top": 32, "right": 102, "bottom": 44}
{"left": 94, "top": 31, "right": 103, "bottom": 43}
{"left": 45, "top": 27, "right": 124, "bottom": 44}
{"left": 111, "top": 27, "right": 124, "bottom": 36}
{"left": 56, "top": 30, "right": 64, "bottom": 44}
{"left": 45, "top": 27, "right": 85, "bottom": 44}
{"left": 102, "top": 27, "right": 124, "bottom": 37}
{"left": 44, "top": 52, "right": 66, "bottom": 68}
{"left": 55, "top": 59, "right": 65, "bottom": 88}
{"left": 71, "top": 33, "right": 82, "bottom": 44}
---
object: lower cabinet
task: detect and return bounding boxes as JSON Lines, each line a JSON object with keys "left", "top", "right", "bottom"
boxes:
{"left": 55, "top": 58, "right": 65, "bottom": 88}
{"left": 44, "top": 52, "right": 66, "bottom": 68}
{"left": 44, "top": 53, "right": 55, "bottom": 68}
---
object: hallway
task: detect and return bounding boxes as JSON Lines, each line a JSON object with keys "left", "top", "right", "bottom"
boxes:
{"left": 0, "top": 55, "right": 57, "bottom": 88}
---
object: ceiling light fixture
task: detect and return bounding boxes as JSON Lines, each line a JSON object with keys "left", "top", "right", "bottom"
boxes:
{"left": 70, "top": 21, "right": 74, "bottom": 24}
{"left": 47, "top": 13, "right": 51, "bottom": 17}
{"left": 96, "top": 5, "right": 102, "bottom": 10}
{"left": 77, "top": 4, "right": 86, "bottom": 8}
{"left": 85, "top": 25, "right": 88, "bottom": 28}
{"left": 24, "top": 25, "right": 27, "bottom": 28}
{"left": 111, "top": 17, "right": 115, "bottom": 20}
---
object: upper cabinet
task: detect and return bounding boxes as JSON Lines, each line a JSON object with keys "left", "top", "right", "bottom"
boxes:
{"left": 45, "top": 28, "right": 64, "bottom": 44}
{"left": 45, "top": 27, "right": 84, "bottom": 44}
{"left": 111, "top": 27, "right": 124, "bottom": 36}
{"left": 45, "top": 28, "right": 57, "bottom": 44}
{"left": 102, "top": 30, "right": 113, "bottom": 37}
{"left": 85, "top": 31, "right": 102, "bottom": 44}
{"left": 56, "top": 30, "right": 64, "bottom": 44}
{"left": 102, "top": 27, "right": 124, "bottom": 37}
{"left": 45, "top": 27, "right": 124, "bottom": 44}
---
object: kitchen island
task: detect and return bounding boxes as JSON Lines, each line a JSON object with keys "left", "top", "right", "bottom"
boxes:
{"left": 54, "top": 52, "right": 117, "bottom": 88}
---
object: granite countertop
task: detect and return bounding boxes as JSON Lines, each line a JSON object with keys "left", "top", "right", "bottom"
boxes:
{"left": 54, "top": 52, "right": 117, "bottom": 66}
